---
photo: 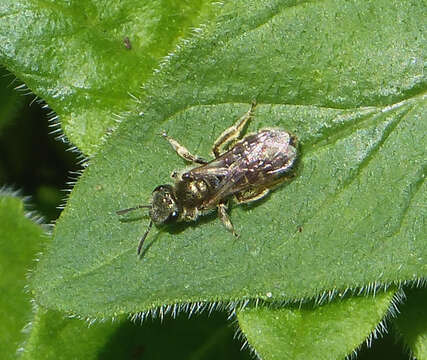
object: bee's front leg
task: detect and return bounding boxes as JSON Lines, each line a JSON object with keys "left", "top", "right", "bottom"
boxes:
{"left": 212, "top": 101, "right": 257, "bottom": 158}
{"left": 161, "top": 132, "right": 207, "bottom": 164}
{"left": 217, "top": 202, "right": 238, "bottom": 237}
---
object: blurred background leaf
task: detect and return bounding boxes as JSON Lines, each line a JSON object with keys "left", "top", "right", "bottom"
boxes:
{"left": 0, "top": 192, "right": 45, "bottom": 359}
{"left": 393, "top": 287, "right": 427, "bottom": 359}
{"left": 21, "top": 308, "right": 250, "bottom": 360}
{"left": 237, "top": 290, "right": 397, "bottom": 360}
{"left": 0, "top": 68, "right": 80, "bottom": 221}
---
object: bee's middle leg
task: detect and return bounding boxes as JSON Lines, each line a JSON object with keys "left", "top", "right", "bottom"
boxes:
{"left": 212, "top": 101, "right": 257, "bottom": 157}
{"left": 161, "top": 132, "right": 207, "bottom": 164}
{"left": 217, "top": 202, "right": 238, "bottom": 237}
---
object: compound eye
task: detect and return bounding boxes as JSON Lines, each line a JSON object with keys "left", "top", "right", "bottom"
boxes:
{"left": 182, "top": 172, "right": 192, "bottom": 180}
{"left": 150, "top": 185, "right": 180, "bottom": 225}
{"left": 168, "top": 210, "right": 179, "bottom": 222}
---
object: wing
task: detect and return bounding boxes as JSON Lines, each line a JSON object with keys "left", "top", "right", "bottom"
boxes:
{"left": 200, "top": 164, "right": 249, "bottom": 208}
{"left": 187, "top": 129, "right": 297, "bottom": 208}
{"left": 184, "top": 130, "right": 266, "bottom": 179}
{"left": 185, "top": 153, "right": 239, "bottom": 178}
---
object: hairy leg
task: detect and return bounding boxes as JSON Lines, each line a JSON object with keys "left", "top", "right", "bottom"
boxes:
{"left": 162, "top": 132, "right": 207, "bottom": 164}
{"left": 212, "top": 101, "right": 256, "bottom": 157}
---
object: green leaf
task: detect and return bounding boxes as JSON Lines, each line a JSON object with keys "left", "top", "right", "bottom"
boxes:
{"left": 33, "top": 0, "right": 426, "bottom": 317}
{"left": 20, "top": 307, "right": 122, "bottom": 360}
{"left": 96, "top": 312, "right": 251, "bottom": 360}
{"left": 22, "top": 308, "right": 250, "bottom": 360}
{"left": 0, "top": 191, "right": 45, "bottom": 359}
{"left": 393, "top": 287, "right": 427, "bottom": 359}
{"left": 237, "top": 290, "right": 396, "bottom": 360}
{"left": 0, "top": 0, "right": 217, "bottom": 156}
{"left": 0, "top": 191, "right": 126, "bottom": 359}
{"left": 0, "top": 191, "right": 249, "bottom": 359}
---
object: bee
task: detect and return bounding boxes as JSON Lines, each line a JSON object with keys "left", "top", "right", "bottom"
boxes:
{"left": 117, "top": 102, "right": 298, "bottom": 255}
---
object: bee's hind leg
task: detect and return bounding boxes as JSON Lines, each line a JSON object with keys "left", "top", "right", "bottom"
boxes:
{"left": 235, "top": 188, "right": 270, "bottom": 204}
{"left": 217, "top": 202, "right": 238, "bottom": 237}
{"left": 212, "top": 101, "right": 257, "bottom": 158}
{"left": 161, "top": 132, "right": 207, "bottom": 164}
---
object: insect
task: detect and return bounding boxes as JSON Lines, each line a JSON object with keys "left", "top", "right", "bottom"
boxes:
{"left": 123, "top": 36, "right": 132, "bottom": 50}
{"left": 117, "top": 102, "right": 298, "bottom": 255}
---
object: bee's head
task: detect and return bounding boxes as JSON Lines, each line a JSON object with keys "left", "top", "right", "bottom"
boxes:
{"left": 116, "top": 184, "right": 180, "bottom": 256}
{"left": 149, "top": 185, "right": 180, "bottom": 225}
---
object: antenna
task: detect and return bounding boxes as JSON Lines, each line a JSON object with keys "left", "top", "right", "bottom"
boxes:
{"left": 116, "top": 205, "right": 154, "bottom": 256}
{"left": 137, "top": 220, "right": 153, "bottom": 256}
{"left": 116, "top": 205, "right": 151, "bottom": 215}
